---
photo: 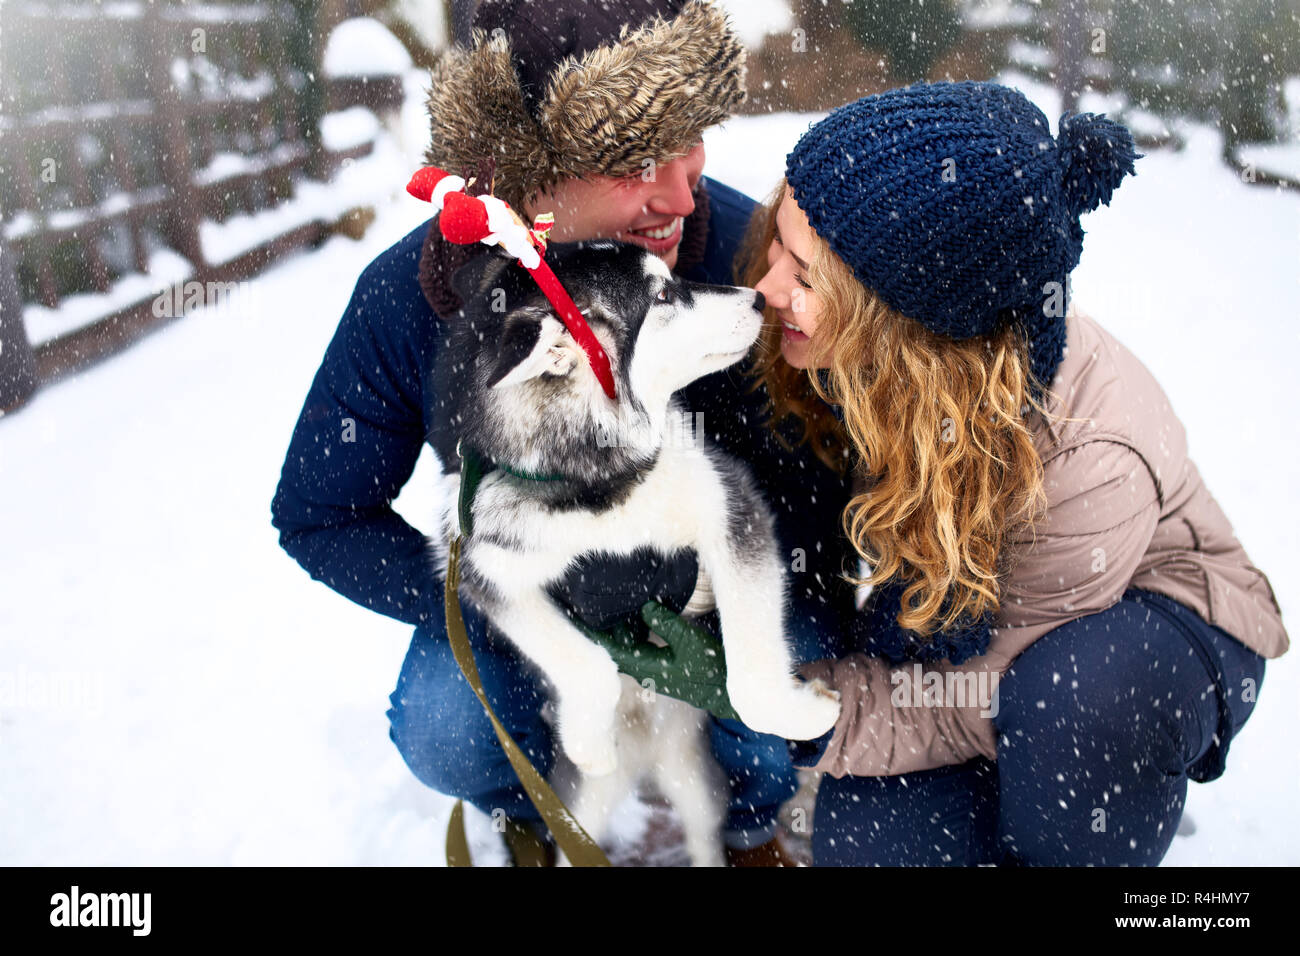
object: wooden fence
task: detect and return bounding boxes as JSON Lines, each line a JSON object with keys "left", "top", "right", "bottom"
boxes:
{"left": 0, "top": 0, "right": 403, "bottom": 412}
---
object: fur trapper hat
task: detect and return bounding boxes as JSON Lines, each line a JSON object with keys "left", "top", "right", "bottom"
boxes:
{"left": 422, "top": 0, "right": 747, "bottom": 212}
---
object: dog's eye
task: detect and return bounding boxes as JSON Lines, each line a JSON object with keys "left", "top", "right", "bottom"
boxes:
{"left": 656, "top": 287, "right": 674, "bottom": 304}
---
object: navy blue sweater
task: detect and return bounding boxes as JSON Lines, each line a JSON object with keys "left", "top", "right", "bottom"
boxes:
{"left": 271, "top": 178, "right": 857, "bottom": 654}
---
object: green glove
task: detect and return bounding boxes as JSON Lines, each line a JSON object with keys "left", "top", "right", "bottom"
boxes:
{"left": 567, "top": 600, "right": 740, "bottom": 722}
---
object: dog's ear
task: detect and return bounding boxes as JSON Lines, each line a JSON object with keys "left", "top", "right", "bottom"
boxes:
{"left": 488, "top": 311, "right": 581, "bottom": 389}
{"left": 451, "top": 247, "right": 516, "bottom": 305}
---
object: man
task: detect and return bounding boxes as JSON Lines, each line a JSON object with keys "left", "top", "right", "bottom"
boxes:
{"left": 271, "top": 0, "right": 856, "bottom": 865}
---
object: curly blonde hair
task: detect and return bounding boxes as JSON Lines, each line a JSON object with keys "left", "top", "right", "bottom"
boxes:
{"left": 738, "top": 180, "right": 1056, "bottom": 636}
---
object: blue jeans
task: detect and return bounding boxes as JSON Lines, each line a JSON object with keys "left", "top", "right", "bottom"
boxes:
{"left": 812, "top": 589, "right": 1268, "bottom": 866}
{"left": 387, "top": 600, "right": 840, "bottom": 842}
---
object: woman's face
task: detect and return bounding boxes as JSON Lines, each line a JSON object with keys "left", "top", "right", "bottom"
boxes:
{"left": 754, "top": 187, "right": 826, "bottom": 370}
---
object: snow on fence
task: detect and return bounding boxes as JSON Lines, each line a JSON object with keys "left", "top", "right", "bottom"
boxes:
{"left": 0, "top": 0, "right": 395, "bottom": 411}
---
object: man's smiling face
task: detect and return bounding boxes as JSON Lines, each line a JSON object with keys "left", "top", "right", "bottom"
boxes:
{"left": 523, "top": 142, "right": 706, "bottom": 272}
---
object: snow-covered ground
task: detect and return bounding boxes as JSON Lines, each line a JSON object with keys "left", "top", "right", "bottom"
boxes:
{"left": 1, "top": 67, "right": 1296, "bottom": 866}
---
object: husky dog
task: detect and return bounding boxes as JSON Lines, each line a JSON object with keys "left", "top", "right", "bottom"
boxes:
{"left": 427, "top": 241, "right": 840, "bottom": 859}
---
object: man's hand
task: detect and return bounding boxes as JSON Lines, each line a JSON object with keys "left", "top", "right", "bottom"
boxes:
{"left": 565, "top": 600, "right": 740, "bottom": 722}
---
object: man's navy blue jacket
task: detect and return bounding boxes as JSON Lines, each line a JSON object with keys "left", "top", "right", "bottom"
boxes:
{"left": 271, "top": 178, "right": 856, "bottom": 657}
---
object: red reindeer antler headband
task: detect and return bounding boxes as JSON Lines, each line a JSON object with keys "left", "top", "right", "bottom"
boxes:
{"left": 406, "top": 166, "right": 617, "bottom": 401}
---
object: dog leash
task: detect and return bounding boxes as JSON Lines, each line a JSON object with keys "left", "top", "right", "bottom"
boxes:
{"left": 408, "top": 165, "right": 615, "bottom": 864}
{"left": 443, "top": 440, "right": 611, "bottom": 867}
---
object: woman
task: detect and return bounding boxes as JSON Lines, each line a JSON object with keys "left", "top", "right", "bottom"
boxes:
{"left": 742, "top": 81, "right": 1289, "bottom": 865}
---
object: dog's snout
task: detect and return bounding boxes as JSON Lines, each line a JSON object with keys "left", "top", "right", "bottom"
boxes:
{"left": 752, "top": 290, "right": 766, "bottom": 313}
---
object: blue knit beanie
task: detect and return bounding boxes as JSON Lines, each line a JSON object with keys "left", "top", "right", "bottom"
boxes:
{"left": 786, "top": 80, "right": 1140, "bottom": 395}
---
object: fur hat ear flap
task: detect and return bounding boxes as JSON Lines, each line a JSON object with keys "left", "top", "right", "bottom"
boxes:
{"left": 489, "top": 313, "right": 579, "bottom": 389}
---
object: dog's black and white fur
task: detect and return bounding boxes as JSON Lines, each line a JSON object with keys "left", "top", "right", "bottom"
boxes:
{"left": 427, "top": 241, "right": 840, "bottom": 863}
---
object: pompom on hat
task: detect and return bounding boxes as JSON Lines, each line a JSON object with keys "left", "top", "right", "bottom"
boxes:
{"left": 786, "top": 80, "right": 1140, "bottom": 395}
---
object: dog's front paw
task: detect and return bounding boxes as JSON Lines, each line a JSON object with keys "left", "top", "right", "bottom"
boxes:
{"left": 562, "top": 727, "right": 618, "bottom": 777}
{"left": 729, "top": 677, "right": 842, "bottom": 741}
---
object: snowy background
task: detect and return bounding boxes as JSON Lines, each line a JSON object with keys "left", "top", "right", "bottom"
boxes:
{"left": 2, "top": 12, "right": 1297, "bottom": 866}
